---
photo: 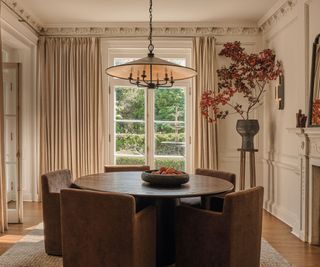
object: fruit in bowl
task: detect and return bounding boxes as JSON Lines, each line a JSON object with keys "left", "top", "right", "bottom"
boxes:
{"left": 151, "top": 167, "right": 184, "bottom": 175}
{"left": 141, "top": 167, "right": 189, "bottom": 187}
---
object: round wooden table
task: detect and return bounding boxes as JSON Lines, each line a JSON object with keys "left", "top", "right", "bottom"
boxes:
{"left": 75, "top": 172, "right": 234, "bottom": 267}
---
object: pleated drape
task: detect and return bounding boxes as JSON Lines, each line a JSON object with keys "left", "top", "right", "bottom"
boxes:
{"left": 0, "top": 3, "right": 8, "bottom": 232}
{"left": 193, "top": 36, "right": 218, "bottom": 170}
{"left": 38, "top": 37, "right": 104, "bottom": 182}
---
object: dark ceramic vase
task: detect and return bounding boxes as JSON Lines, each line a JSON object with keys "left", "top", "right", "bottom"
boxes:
{"left": 236, "top": 119, "right": 260, "bottom": 151}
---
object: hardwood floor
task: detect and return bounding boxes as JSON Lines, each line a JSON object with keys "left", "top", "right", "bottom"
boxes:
{"left": 0, "top": 202, "right": 319, "bottom": 266}
{"left": 262, "top": 211, "right": 320, "bottom": 267}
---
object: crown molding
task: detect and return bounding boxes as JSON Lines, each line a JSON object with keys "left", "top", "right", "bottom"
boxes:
{"left": 258, "top": 0, "right": 298, "bottom": 33}
{"left": 1, "top": 0, "right": 43, "bottom": 33}
{"left": 40, "top": 23, "right": 261, "bottom": 37}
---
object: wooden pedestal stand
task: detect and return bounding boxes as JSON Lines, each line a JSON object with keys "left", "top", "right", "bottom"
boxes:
{"left": 238, "top": 148, "right": 258, "bottom": 190}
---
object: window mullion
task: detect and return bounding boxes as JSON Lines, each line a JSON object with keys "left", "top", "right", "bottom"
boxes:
{"left": 147, "top": 88, "right": 155, "bottom": 169}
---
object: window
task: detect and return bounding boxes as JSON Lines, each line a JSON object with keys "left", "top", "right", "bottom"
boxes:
{"left": 105, "top": 40, "right": 193, "bottom": 172}
{"left": 114, "top": 86, "right": 146, "bottom": 165}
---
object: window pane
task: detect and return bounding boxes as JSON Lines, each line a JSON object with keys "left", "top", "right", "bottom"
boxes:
{"left": 114, "top": 86, "right": 146, "bottom": 165}
{"left": 116, "top": 121, "right": 145, "bottom": 135}
{"left": 116, "top": 122, "right": 145, "bottom": 155}
{"left": 155, "top": 157, "right": 185, "bottom": 171}
{"left": 116, "top": 156, "right": 145, "bottom": 165}
{"left": 155, "top": 122, "right": 185, "bottom": 156}
{"left": 164, "top": 58, "right": 186, "bottom": 66}
{"left": 154, "top": 87, "right": 186, "bottom": 170}
{"left": 114, "top": 58, "right": 139, "bottom": 66}
{"left": 115, "top": 87, "right": 145, "bottom": 120}
{"left": 154, "top": 88, "right": 185, "bottom": 121}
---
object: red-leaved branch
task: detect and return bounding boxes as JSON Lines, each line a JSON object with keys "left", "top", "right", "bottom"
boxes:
{"left": 200, "top": 41, "right": 282, "bottom": 122}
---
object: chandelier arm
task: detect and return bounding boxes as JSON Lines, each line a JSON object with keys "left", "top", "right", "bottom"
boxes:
{"left": 157, "top": 80, "right": 174, "bottom": 86}
{"left": 137, "top": 83, "right": 148, "bottom": 88}
{"left": 142, "top": 76, "right": 148, "bottom": 84}
{"left": 156, "top": 80, "right": 168, "bottom": 86}
{"left": 157, "top": 81, "right": 168, "bottom": 86}
{"left": 129, "top": 79, "right": 140, "bottom": 86}
{"left": 129, "top": 78, "right": 149, "bottom": 88}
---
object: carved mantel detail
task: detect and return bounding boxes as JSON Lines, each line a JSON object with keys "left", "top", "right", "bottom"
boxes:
{"left": 294, "top": 128, "right": 320, "bottom": 244}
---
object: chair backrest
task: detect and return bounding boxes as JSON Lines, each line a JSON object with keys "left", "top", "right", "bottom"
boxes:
{"left": 195, "top": 168, "right": 236, "bottom": 189}
{"left": 104, "top": 165, "right": 150, "bottom": 173}
{"left": 223, "top": 186, "right": 264, "bottom": 267}
{"left": 41, "top": 169, "right": 72, "bottom": 194}
{"left": 60, "top": 189, "right": 136, "bottom": 267}
{"left": 41, "top": 169, "right": 72, "bottom": 256}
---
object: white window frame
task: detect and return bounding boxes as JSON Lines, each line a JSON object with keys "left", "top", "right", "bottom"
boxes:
{"left": 102, "top": 39, "right": 194, "bottom": 173}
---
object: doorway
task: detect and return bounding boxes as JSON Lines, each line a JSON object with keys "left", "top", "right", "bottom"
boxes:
{"left": 3, "top": 63, "right": 22, "bottom": 223}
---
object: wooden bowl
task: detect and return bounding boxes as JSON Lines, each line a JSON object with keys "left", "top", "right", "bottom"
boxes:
{"left": 141, "top": 170, "right": 190, "bottom": 187}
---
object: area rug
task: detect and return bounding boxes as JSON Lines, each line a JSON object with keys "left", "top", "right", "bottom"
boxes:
{"left": 0, "top": 223, "right": 292, "bottom": 267}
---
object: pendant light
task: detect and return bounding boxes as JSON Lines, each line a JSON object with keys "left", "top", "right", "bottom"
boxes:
{"left": 105, "top": 0, "right": 197, "bottom": 89}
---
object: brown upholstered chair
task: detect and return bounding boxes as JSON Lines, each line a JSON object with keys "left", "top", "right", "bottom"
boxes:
{"left": 60, "top": 189, "right": 156, "bottom": 267}
{"left": 105, "top": 164, "right": 151, "bottom": 211}
{"left": 176, "top": 186, "right": 264, "bottom": 267}
{"left": 180, "top": 168, "right": 236, "bottom": 210}
{"left": 41, "top": 169, "right": 72, "bottom": 256}
{"left": 104, "top": 165, "right": 150, "bottom": 173}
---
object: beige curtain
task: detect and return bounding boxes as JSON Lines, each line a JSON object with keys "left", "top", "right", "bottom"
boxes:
{"left": 38, "top": 37, "right": 104, "bottom": 181}
{"left": 193, "top": 36, "right": 218, "bottom": 170}
{"left": 0, "top": 3, "right": 8, "bottom": 232}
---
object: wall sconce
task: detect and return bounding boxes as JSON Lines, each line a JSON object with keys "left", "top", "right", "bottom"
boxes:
{"left": 275, "top": 74, "right": 285, "bottom": 110}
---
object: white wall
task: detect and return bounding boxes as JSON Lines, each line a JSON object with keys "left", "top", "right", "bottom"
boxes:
{"left": 261, "top": 0, "right": 320, "bottom": 236}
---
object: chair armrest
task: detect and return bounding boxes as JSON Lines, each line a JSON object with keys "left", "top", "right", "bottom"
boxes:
{"left": 176, "top": 205, "right": 224, "bottom": 228}
{"left": 43, "top": 192, "right": 60, "bottom": 208}
{"left": 48, "top": 192, "right": 60, "bottom": 198}
{"left": 134, "top": 206, "right": 156, "bottom": 267}
{"left": 176, "top": 205, "right": 225, "bottom": 241}
{"left": 176, "top": 205, "right": 227, "bottom": 267}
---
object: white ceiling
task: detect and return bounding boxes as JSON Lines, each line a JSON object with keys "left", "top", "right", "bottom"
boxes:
{"left": 16, "top": 0, "right": 279, "bottom": 26}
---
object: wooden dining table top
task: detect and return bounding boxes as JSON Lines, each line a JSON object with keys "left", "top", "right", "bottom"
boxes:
{"left": 74, "top": 171, "right": 234, "bottom": 198}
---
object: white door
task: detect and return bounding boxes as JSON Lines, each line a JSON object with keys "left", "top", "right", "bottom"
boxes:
{"left": 3, "top": 63, "right": 22, "bottom": 223}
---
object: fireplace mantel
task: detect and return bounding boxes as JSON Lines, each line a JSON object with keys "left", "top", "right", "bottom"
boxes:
{"left": 289, "top": 127, "right": 320, "bottom": 244}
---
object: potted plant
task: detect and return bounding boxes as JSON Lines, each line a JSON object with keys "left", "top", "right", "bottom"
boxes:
{"left": 200, "top": 41, "right": 282, "bottom": 150}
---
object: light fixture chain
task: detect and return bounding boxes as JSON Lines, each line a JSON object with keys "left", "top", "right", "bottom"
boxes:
{"left": 148, "top": 0, "right": 154, "bottom": 54}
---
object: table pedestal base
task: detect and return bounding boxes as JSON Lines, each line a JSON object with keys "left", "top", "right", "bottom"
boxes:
{"left": 155, "top": 198, "right": 176, "bottom": 267}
